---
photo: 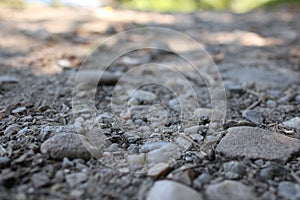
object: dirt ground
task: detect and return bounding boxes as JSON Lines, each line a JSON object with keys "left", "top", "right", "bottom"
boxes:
{"left": 0, "top": 5, "right": 299, "bottom": 200}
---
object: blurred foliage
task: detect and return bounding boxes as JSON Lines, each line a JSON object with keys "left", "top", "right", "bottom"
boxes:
{"left": 0, "top": 0, "right": 25, "bottom": 8}
{"left": 119, "top": 0, "right": 300, "bottom": 12}
{"left": 0, "top": 0, "right": 299, "bottom": 12}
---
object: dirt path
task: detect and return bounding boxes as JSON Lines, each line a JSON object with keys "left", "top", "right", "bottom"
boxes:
{"left": 0, "top": 5, "right": 299, "bottom": 200}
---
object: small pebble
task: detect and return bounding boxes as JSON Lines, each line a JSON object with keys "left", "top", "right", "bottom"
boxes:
{"left": 282, "top": 117, "right": 300, "bottom": 131}
{"left": 242, "top": 110, "right": 263, "bottom": 125}
{"left": 62, "top": 157, "right": 73, "bottom": 169}
{"left": 147, "top": 180, "right": 203, "bottom": 200}
{"left": 31, "top": 172, "right": 50, "bottom": 188}
{"left": 66, "top": 172, "right": 88, "bottom": 188}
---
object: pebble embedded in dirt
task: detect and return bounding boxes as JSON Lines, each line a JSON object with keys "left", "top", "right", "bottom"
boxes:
{"left": 0, "top": 75, "right": 19, "bottom": 83}
{"left": 129, "top": 89, "right": 157, "bottom": 105}
{"left": 205, "top": 180, "right": 255, "bottom": 200}
{"left": 282, "top": 117, "right": 300, "bottom": 130}
{"left": 4, "top": 124, "right": 21, "bottom": 137}
{"left": 66, "top": 172, "right": 88, "bottom": 188}
{"left": 216, "top": 126, "right": 300, "bottom": 162}
{"left": 31, "top": 172, "right": 50, "bottom": 188}
{"left": 259, "top": 162, "right": 286, "bottom": 180}
{"left": 242, "top": 110, "right": 263, "bottom": 125}
{"left": 146, "top": 143, "right": 180, "bottom": 166}
{"left": 193, "top": 173, "right": 212, "bottom": 188}
{"left": 0, "top": 145, "right": 7, "bottom": 157}
{"left": 11, "top": 107, "right": 27, "bottom": 114}
{"left": 0, "top": 157, "right": 10, "bottom": 168}
{"left": 223, "top": 161, "right": 247, "bottom": 179}
{"left": 40, "top": 133, "right": 92, "bottom": 160}
{"left": 146, "top": 180, "right": 203, "bottom": 200}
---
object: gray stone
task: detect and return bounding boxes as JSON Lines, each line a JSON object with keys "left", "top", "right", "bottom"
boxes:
{"left": 62, "top": 157, "right": 74, "bottom": 169}
{"left": 130, "top": 90, "right": 157, "bottom": 104}
{"left": 11, "top": 107, "right": 26, "bottom": 114}
{"left": 140, "top": 142, "right": 168, "bottom": 153}
{"left": 127, "top": 154, "right": 145, "bottom": 171}
{"left": 147, "top": 180, "right": 203, "bottom": 200}
{"left": 70, "top": 189, "right": 85, "bottom": 198}
{"left": 266, "top": 100, "right": 277, "bottom": 108}
{"left": 39, "top": 125, "right": 77, "bottom": 142}
{"left": 174, "top": 136, "right": 192, "bottom": 151}
{"left": 282, "top": 117, "right": 300, "bottom": 130}
{"left": 168, "top": 98, "right": 180, "bottom": 112}
{"left": 190, "top": 134, "right": 204, "bottom": 143}
{"left": 223, "top": 161, "right": 247, "bottom": 179}
{"left": 216, "top": 126, "right": 300, "bottom": 162}
{"left": 225, "top": 81, "right": 244, "bottom": 93}
{"left": 31, "top": 172, "right": 50, "bottom": 188}
{"left": 205, "top": 180, "right": 255, "bottom": 200}
{"left": 41, "top": 133, "right": 92, "bottom": 160}
{"left": 0, "top": 75, "right": 19, "bottom": 83}
{"left": 193, "top": 173, "right": 211, "bottom": 188}
{"left": 184, "top": 126, "right": 200, "bottom": 135}
{"left": 146, "top": 143, "right": 180, "bottom": 165}
{"left": 223, "top": 67, "right": 297, "bottom": 90}
{"left": 259, "top": 163, "right": 286, "bottom": 180}
{"left": 278, "top": 181, "right": 300, "bottom": 200}
{"left": 0, "top": 145, "right": 7, "bottom": 156}
{"left": 95, "top": 113, "right": 113, "bottom": 124}
{"left": 124, "top": 131, "right": 141, "bottom": 144}
{"left": 242, "top": 110, "right": 263, "bottom": 125}
{"left": 295, "top": 95, "right": 300, "bottom": 104}
{"left": 0, "top": 157, "right": 10, "bottom": 168}
{"left": 4, "top": 124, "right": 21, "bottom": 136}
{"left": 147, "top": 162, "right": 170, "bottom": 178}
{"left": 66, "top": 172, "right": 88, "bottom": 188}
{"left": 127, "top": 144, "right": 140, "bottom": 154}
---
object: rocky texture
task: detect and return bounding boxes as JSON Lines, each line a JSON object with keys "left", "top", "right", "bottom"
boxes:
{"left": 147, "top": 180, "right": 203, "bottom": 200}
{"left": 278, "top": 181, "right": 300, "bottom": 200}
{"left": 205, "top": 180, "right": 255, "bottom": 200}
{"left": 242, "top": 110, "right": 263, "bottom": 125}
{"left": 216, "top": 126, "right": 300, "bottom": 162}
{"left": 40, "top": 133, "right": 92, "bottom": 160}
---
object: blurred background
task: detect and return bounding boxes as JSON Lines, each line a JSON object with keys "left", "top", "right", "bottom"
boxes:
{"left": 2, "top": 0, "right": 300, "bottom": 13}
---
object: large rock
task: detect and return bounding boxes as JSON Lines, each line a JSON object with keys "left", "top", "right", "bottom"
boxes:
{"left": 40, "top": 133, "right": 92, "bottom": 160}
{"left": 146, "top": 180, "right": 203, "bottom": 200}
{"left": 205, "top": 180, "right": 255, "bottom": 200}
{"left": 216, "top": 126, "right": 300, "bottom": 163}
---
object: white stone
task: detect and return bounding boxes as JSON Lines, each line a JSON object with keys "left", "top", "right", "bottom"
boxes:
{"left": 147, "top": 180, "right": 203, "bottom": 200}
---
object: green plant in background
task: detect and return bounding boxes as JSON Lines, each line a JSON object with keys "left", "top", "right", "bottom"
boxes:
{"left": 0, "top": 0, "right": 25, "bottom": 8}
{"left": 51, "top": 0, "right": 63, "bottom": 8}
{"left": 121, "top": 0, "right": 199, "bottom": 12}
{"left": 119, "top": 0, "right": 300, "bottom": 13}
